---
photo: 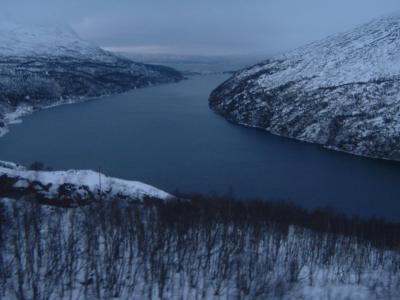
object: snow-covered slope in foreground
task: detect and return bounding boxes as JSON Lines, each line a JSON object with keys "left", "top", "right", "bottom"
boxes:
{"left": 0, "top": 161, "right": 172, "bottom": 206}
{"left": 0, "top": 22, "right": 183, "bottom": 137}
{"left": 210, "top": 14, "right": 400, "bottom": 161}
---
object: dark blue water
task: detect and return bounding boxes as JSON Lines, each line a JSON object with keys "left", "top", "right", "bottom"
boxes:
{"left": 1, "top": 74, "right": 400, "bottom": 220}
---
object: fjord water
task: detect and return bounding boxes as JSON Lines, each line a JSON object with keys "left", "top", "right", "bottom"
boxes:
{"left": 1, "top": 74, "right": 400, "bottom": 220}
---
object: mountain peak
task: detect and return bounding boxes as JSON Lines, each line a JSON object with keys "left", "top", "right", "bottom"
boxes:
{"left": 0, "top": 21, "right": 104, "bottom": 58}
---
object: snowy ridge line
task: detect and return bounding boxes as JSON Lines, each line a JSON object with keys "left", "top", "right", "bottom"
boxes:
{"left": 0, "top": 21, "right": 110, "bottom": 60}
{"left": 0, "top": 160, "right": 172, "bottom": 206}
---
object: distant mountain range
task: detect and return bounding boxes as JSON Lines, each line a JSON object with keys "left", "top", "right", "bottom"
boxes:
{"left": 0, "top": 22, "right": 183, "bottom": 136}
{"left": 116, "top": 51, "right": 266, "bottom": 74}
{"left": 210, "top": 14, "right": 400, "bottom": 161}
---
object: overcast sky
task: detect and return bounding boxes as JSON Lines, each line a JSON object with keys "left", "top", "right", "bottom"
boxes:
{"left": 1, "top": 0, "right": 400, "bottom": 55}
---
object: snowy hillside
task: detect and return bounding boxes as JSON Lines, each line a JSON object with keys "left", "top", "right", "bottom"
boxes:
{"left": 210, "top": 14, "right": 400, "bottom": 161}
{"left": 0, "top": 22, "right": 183, "bottom": 137}
{"left": 1, "top": 194, "right": 399, "bottom": 299}
{"left": 0, "top": 160, "right": 172, "bottom": 206}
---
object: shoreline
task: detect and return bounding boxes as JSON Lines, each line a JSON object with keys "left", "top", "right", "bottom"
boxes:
{"left": 0, "top": 77, "right": 186, "bottom": 139}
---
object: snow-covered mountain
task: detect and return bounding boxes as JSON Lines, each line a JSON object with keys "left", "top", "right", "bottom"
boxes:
{"left": 0, "top": 160, "right": 172, "bottom": 206}
{"left": 0, "top": 22, "right": 183, "bottom": 136}
{"left": 0, "top": 22, "right": 108, "bottom": 58}
{"left": 209, "top": 14, "right": 400, "bottom": 161}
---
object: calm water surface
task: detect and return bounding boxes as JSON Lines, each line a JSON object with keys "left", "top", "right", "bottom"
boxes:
{"left": 1, "top": 74, "right": 400, "bottom": 220}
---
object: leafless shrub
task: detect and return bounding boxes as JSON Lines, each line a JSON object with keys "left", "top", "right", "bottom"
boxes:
{"left": 0, "top": 195, "right": 399, "bottom": 299}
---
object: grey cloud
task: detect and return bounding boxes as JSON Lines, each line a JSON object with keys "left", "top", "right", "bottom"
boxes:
{"left": 1, "top": 0, "right": 400, "bottom": 55}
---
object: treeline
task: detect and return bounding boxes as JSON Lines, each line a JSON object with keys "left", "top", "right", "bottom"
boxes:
{"left": 0, "top": 196, "right": 399, "bottom": 299}
{"left": 170, "top": 194, "right": 400, "bottom": 250}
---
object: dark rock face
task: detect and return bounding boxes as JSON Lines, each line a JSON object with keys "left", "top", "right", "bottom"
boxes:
{"left": 210, "top": 15, "right": 400, "bottom": 161}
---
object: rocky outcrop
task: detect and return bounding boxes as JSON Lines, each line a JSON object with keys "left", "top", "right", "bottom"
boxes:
{"left": 0, "top": 161, "right": 172, "bottom": 207}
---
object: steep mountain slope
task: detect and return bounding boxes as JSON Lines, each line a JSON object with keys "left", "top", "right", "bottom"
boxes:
{"left": 0, "top": 22, "right": 183, "bottom": 136}
{"left": 210, "top": 14, "right": 400, "bottom": 161}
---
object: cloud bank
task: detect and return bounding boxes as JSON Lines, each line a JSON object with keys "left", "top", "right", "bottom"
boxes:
{"left": 2, "top": 0, "right": 400, "bottom": 55}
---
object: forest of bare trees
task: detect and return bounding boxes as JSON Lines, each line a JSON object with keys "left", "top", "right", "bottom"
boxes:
{"left": 0, "top": 195, "right": 400, "bottom": 299}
